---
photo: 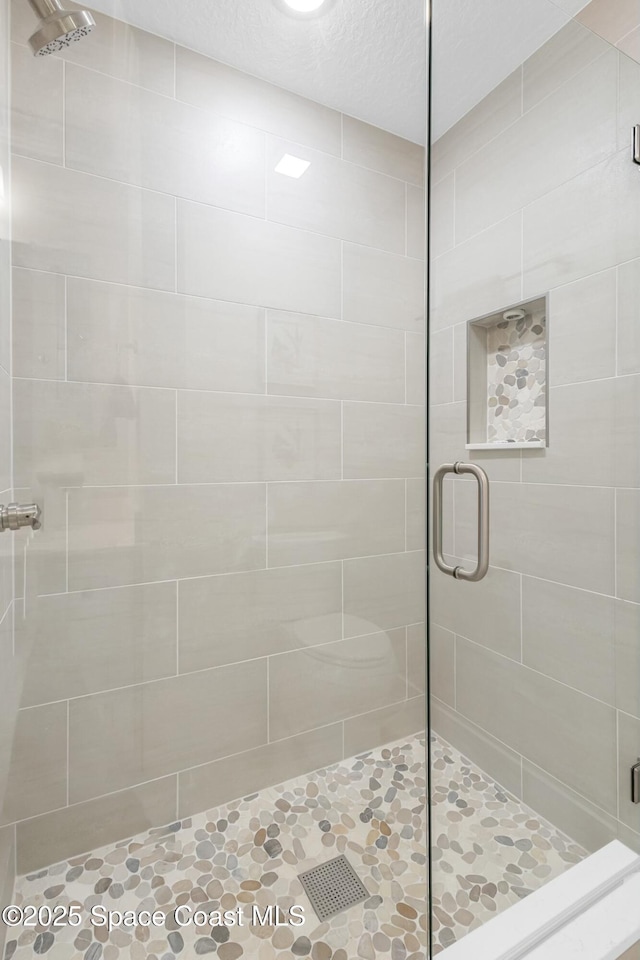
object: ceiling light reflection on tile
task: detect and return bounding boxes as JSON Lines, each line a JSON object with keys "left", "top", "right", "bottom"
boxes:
{"left": 274, "top": 154, "right": 311, "bottom": 179}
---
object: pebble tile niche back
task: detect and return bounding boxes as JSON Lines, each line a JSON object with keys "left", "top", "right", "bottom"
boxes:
{"left": 466, "top": 296, "right": 548, "bottom": 450}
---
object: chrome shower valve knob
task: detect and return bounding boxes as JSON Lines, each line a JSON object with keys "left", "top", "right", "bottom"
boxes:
{"left": 0, "top": 502, "right": 42, "bottom": 532}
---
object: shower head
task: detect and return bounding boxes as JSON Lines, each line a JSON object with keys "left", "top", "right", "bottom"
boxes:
{"left": 27, "top": 0, "right": 95, "bottom": 57}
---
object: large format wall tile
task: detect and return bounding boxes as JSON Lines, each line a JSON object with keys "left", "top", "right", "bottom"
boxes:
{"left": 178, "top": 724, "right": 344, "bottom": 818}
{"left": 267, "top": 310, "right": 405, "bottom": 403}
{"left": 66, "top": 64, "right": 266, "bottom": 216}
{"left": 343, "top": 696, "right": 425, "bottom": 756}
{"left": 19, "top": 583, "right": 178, "bottom": 707}
{"left": 342, "top": 115, "right": 424, "bottom": 186}
{"left": 175, "top": 46, "right": 341, "bottom": 155}
{"left": 522, "top": 20, "right": 610, "bottom": 111}
{"left": 455, "top": 51, "right": 617, "bottom": 243}
{"left": 618, "top": 711, "right": 640, "bottom": 835}
{"left": 178, "top": 391, "right": 341, "bottom": 483}
{"left": 12, "top": 267, "right": 65, "bottom": 380}
{"left": 343, "top": 402, "right": 424, "bottom": 479}
{"left": 269, "top": 630, "right": 406, "bottom": 740}
{"left": 268, "top": 479, "right": 405, "bottom": 566}
{"left": 430, "top": 625, "right": 455, "bottom": 707}
{"left": 68, "top": 484, "right": 266, "bottom": 590}
{"left": 12, "top": 157, "right": 175, "bottom": 289}
{"left": 69, "top": 659, "right": 267, "bottom": 803}
{"left": 11, "top": 41, "right": 62, "bottom": 163}
{"left": 343, "top": 242, "right": 425, "bottom": 332}
{"left": 343, "top": 550, "right": 425, "bottom": 636}
{"left": 522, "top": 577, "right": 616, "bottom": 705}
{"left": 267, "top": 137, "right": 405, "bottom": 253}
{"left": 11, "top": 0, "right": 175, "bottom": 95}
{"left": 430, "top": 562, "right": 521, "bottom": 660}
{"left": 615, "top": 600, "right": 640, "bottom": 719}
{"left": 549, "top": 268, "right": 616, "bottom": 385}
{"left": 617, "top": 489, "right": 640, "bottom": 603}
{"left": 1, "top": 702, "right": 67, "bottom": 825}
{"left": 618, "top": 258, "right": 640, "bottom": 376}
{"left": 67, "top": 279, "right": 265, "bottom": 393}
{"left": 14, "top": 379, "right": 176, "bottom": 487}
{"left": 16, "top": 777, "right": 177, "bottom": 876}
{"left": 577, "top": 0, "right": 640, "bottom": 47}
{"left": 456, "top": 637, "right": 618, "bottom": 814}
{"left": 178, "top": 562, "right": 342, "bottom": 672}
{"left": 177, "top": 201, "right": 341, "bottom": 317}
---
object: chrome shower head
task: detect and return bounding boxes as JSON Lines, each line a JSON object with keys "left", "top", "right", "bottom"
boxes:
{"left": 27, "top": 0, "right": 95, "bottom": 57}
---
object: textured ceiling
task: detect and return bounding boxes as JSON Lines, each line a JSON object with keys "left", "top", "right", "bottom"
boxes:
{"left": 86, "top": 0, "right": 591, "bottom": 144}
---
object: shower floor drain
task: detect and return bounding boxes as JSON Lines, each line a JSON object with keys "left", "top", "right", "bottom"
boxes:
{"left": 298, "top": 855, "right": 369, "bottom": 921}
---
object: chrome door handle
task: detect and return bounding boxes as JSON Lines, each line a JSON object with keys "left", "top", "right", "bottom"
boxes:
{"left": 433, "top": 461, "right": 489, "bottom": 582}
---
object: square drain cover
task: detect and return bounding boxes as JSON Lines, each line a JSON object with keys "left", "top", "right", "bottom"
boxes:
{"left": 298, "top": 855, "right": 368, "bottom": 921}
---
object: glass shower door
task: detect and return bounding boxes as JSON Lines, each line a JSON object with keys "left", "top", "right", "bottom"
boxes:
{"left": 428, "top": 0, "right": 640, "bottom": 953}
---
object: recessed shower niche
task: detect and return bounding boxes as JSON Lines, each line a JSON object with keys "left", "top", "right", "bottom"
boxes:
{"left": 467, "top": 296, "right": 548, "bottom": 450}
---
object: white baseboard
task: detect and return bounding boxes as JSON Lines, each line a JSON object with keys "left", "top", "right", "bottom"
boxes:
{"left": 442, "top": 841, "right": 640, "bottom": 960}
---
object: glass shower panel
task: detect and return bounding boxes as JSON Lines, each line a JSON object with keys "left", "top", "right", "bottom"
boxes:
{"left": 1, "top": 0, "right": 429, "bottom": 957}
{"left": 429, "top": 0, "right": 640, "bottom": 952}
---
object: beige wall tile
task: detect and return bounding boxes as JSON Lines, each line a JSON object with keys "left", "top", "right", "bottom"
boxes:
{"left": 406, "top": 479, "right": 425, "bottom": 552}
{"left": 618, "top": 258, "right": 640, "bottom": 376}
{"left": 550, "top": 268, "right": 617, "bottom": 385}
{"left": 343, "top": 242, "right": 425, "bottom": 333}
{"left": 430, "top": 625, "right": 455, "bottom": 707}
{"left": 453, "top": 323, "right": 467, "bottom": 403}
{"left": 407, "top": 623, "right": 425, "bottom": 697}
{"left": 67, "top": 278, "right": 265, "bottom": 393}
{"left": 178, "top": 724, "right": 343, "bottom": 817}
{"left": 177, "top": 201, "right": 341, "bottom": 318}
{"left": 577, "top": 0, "right": 640, "bottom": 46}
{"left": 267, "top": 310, "right": 405, "bottom": 404}
{"left": 522, "top": 760, "right": 618, "bottom": 853}
{"left": 11, "top": 41, "right": 62, "bottom": 163}
{"left": 66, "top": 64, "right": 266, "bottom": 217}
{"left": 523, "top": 20, "right": 610, "bottom": 112}
{"left": 431, "top": 71, "right": 522, "bottom": 184}
{"left": 455, "top": 51, "right": 617, "bottom": 243}
{"left": 406, "top": 332, "right": 426, "bottom": 405}
{"left": 178, "top": 563, "right": 342, "bottom": 673}
{"left": 457, "top": 481, "right": 615, "bottom": 594}
{"left": 69, "top": 659, "right": 267, "bottom": 803}
{"left": 11, "top": 1, "right": 175, "bottom": 95}
{"left": 618, "top": 25, "right": 640, "bottom": 64}
{"left": 267, "top": 479, "right": 405, "bottom": 566}
{"left": 344, "top": 696, "right": 425, "bottom": 756}
{"left": 429, "top": 328, "right": 453, "bottom": 405}
{"left": 456, "top": 636, "right": 618, "bottom": 813}
{"left": 175, "top": 46, "right": 341, "bottom": 155}
{"left": 343, "top": 402, "right": 424, "bottom": 479}
{"left": 269, "top": 630, "right": 406, "bottom": 740}
{"left": 430, "top": 173, "right": 455, "bottom": 259}
{"left": 342, "top": 116, "right": 424, "bottom": 186}
{"left": 14, "top": 485, "right": 66, "bottom": 597}
{"left": 617, "top": 489, "right": 640, "bottom": 603}
{"left": 430, "top": 562, "right": 521, "bottom": 661}
{"left": 16, "top": 777, "right": 177, "bottom": 875}
{"left": 19, "top": 583, "right": 177, "bottom": 707}
{"left": 344, "top": 550, "right": 425, "bottom": 636}
{"left": 524, "top": 151, "right": 640, "bottom": 296}
{"left": 68, "top": 484, "right": 266, "bottom": 590}
{"left": 615, "top": 600, "right": 640, "bottom": 718}
{"left": 267, "top": 137, "right": 406, "bottom": 254}
{"left": 14, "top": 379, "right": 176, "bottom": 487}
{"left": 618, "top": 711, "right": 640, "bottom": 834}
{"left": 617, "top": 51, "right": 640, "bottom": 154}
{"left": 1, "top": 702, "right": 67, "bottom": 825}
{"left": 407, "top": 186, "right": 426, "bottom": 263}
{"left": 522, "top": 577, "right": 616, "bottom": 705}
{"left": 432, "top": 213, "right": 522, "bottom": 331}
{"left": 12, "top": 157, "right": 175, "bottom": 290}
{"left": 430, "top": 699, "right": 522, "bottom": 798}
{"left": 12, "top": 267, "right": 65, "bottom": 380}
{"left": 0, "top": 825, "right": 14, "bottom": 956}
{"left": 178, "top": 392, "right": 341, "bottom": 483}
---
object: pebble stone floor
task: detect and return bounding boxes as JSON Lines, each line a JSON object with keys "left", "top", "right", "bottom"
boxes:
{"left": 4, "top": 733, "right": 586, "bottom": 960}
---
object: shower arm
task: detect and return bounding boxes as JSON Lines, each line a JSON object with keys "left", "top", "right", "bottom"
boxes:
{"left": 27, "top": 0, "right": 66, "bottom": 19}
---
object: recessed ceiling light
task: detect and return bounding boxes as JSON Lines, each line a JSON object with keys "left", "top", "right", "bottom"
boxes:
{"left": 281, "top": 0, "right": 326, "bottom": 12}
{"left": 275, "top": 154, "right": 311, "bottom": 179}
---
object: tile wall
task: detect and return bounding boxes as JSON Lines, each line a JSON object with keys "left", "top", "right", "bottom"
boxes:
{"left": 0, "top": 0, "right": 16, "bottom": 948}
{"left": 6, "top": 0, "right": 426, "bottom": 874}
{"left": 430, "top": 0, "right": 640, "bottom": 857}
